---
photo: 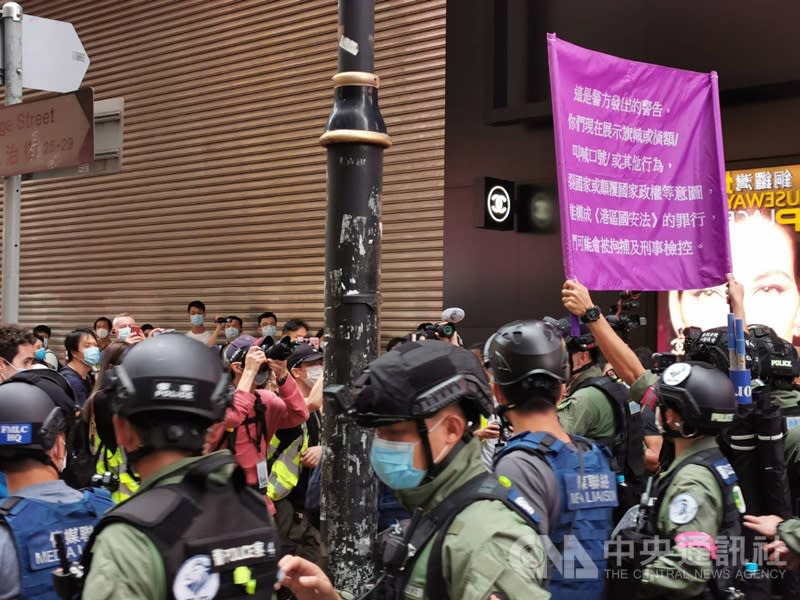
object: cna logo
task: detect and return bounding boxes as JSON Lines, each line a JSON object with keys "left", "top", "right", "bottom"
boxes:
{"left": 153, "top": 381, "right": 195, "bottom": 401}
{"left": 510, "top": 534, "right": 599, "bottom": 580}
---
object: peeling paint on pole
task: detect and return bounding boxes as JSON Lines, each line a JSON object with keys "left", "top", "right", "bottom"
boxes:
{"left": 319, "top": 0, "right": 391, "bottom": 592}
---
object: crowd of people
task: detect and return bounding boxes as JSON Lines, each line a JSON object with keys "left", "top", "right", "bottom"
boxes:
{"left": 3, "top": 283, "right": 800, "bottom": 599}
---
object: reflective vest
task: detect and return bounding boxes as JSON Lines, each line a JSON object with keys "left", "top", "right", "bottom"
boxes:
{"left": 267, "top": 424, "right": 308, "bottom": 502}
{"left": 0, "top": 488, "right": 113, "bottom": 599}
{"left": 494, "top": 431, "right": 617, "bottom": 599}
{"left": 95, "top": 444, "right": 140, "bottom": 503}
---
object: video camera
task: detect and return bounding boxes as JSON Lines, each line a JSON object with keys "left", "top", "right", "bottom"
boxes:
{"left": 405, "top": 307, "right": 465, "bottom": 343}
{"left": 606, "top": 291, "right": 647, "bottom": 339}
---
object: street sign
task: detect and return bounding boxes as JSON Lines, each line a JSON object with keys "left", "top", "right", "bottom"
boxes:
{"left": 21, "top": 14, "right": 90, "bottom": 93}
{"left": 26, "top": 96, "right": 124, "bottom": 182}
{"left": 0, "top": 87, "right": 93, "bottom": 177}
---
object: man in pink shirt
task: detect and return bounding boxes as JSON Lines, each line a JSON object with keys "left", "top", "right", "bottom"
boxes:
{"left": 210, "top": 335, "right": 309, "bottom": 513}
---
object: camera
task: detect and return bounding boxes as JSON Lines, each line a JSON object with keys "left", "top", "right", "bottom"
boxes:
{"left": 405, "top": 322, "right": 456, "bottom": 343}
{"left": 216, "top": 317, "right": 226, "bottom": 325}
{"left": 606, "top": 291, "right": 646, "bottom": 339}
{"left": 650, "top": 352, "right": 678, "bottom": 374}
{"left": 259, "top": 335, "right": 296, "bottom": 361}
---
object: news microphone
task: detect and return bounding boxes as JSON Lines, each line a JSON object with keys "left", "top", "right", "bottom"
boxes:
{"left": 441, "top": 307, "right": 465, "bottom": 324}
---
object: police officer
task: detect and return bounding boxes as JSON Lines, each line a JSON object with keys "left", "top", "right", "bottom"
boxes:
{"left": 613, "top": 362, "right": 743, "bottom": 598}
{"left": 80, "top": 334, "right": 281, "bottom": 599}
{"left": 488, "top": 320, "right": 616, "bottom": 598}
{"left": 0, "top": 370, "right": 113, "bottom": 599}
{"left": 277, "top": 340, "right": 550, "bottom": 600}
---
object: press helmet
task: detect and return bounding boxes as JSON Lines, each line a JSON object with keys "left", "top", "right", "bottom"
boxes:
{"left": 487, "top": 319, "right": 568, "bottom": 386}
{"left": 655, "top": 361, "right": 736, "bottom": 436}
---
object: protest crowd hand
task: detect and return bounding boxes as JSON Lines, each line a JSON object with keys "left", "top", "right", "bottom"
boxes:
{"left": 475, "top": 421, "right": 501, "bottom": 441}
{"left": 125, "top": 331, "right": 145, "bottom": 345}
{"left": 275, "top": 555, "right": 341, "bottom": 600}
{"left": 743, "top": 514, "right": 784, "bottom": 538}
{"left": 562, "top": 279, "right": 595, "bottom": 317}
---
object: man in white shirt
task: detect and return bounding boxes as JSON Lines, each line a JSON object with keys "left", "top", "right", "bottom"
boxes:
{"left": 185, "top": 299, "right": 222, "bottom": 347}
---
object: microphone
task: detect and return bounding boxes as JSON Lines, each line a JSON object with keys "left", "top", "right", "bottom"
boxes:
{"left": 441, "top": 307, "right": 465, "bottom": 324}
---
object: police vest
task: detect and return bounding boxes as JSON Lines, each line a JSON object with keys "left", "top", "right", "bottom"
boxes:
{"left": 95, "top": 443, "right": 140, "bottom": 503}
{"left": 266, "top": 424, "right": 308, "bottom": 502}
{"left": 643, "top": 446, "right": 743, "bottom": 599}
{"left": 0, "top": 488, "right": 113, "bottom": 600}
{"left": 573, "top": 375, "right": 646, "bottom": 511}
{"left": 81, "top": 452, "right": 280, "bottom": 599}
{"left": 494, "top": 432, "right": 616, "bottom": 599}
{"left": 373, "top": 472, "right": 541, "bottom": 600}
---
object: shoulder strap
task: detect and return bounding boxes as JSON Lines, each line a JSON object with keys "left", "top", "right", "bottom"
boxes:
{"left": 494, "top": 431, "right": 562, "bottom": 467}
{"left": 412, "top": 474, "right": 540, "bottom": 600}
{"left": 576, "top": 376, "right": 629, "bottom": 433}
{"left": 0, "top": 495, "right": 22, "bottom": 519}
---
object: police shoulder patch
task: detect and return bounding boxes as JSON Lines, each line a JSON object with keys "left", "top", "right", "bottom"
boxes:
{"left": 668, "top": 493, "right": 699, "bottom": 525}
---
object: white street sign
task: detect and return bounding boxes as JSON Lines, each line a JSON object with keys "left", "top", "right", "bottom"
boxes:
{"left": 21, "top": 14, "right": 90, "bottom": 93}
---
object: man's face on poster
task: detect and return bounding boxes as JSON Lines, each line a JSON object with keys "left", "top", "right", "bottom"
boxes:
{"left": 669, "top": 216, "right": 800, "bottom": 342}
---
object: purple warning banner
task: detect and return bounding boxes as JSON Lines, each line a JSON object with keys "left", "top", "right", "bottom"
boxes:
{"left": 548, "top": 33, "right": 731, "bottom": 291}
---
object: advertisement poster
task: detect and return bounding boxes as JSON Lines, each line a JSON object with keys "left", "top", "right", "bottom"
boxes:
{"left": 658, "top": 164, "right": 800, "bottom": 350}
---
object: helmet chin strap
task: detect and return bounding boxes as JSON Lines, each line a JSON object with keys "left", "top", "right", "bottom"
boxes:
{"left": 416, "top": 417, "right": 462, "bottom": 483}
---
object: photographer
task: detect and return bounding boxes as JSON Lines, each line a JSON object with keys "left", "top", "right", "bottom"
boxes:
{"left": 208, "top": 335, "right": 309, "bottom": 514}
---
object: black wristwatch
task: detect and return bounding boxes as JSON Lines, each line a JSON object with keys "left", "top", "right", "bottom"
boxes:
{"left": 581, "top": 305, "right": 601, "bottom": 324}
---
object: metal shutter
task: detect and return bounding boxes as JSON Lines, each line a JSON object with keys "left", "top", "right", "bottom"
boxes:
{"left": 2, "top": 0, "right": 445, "bottom": 353}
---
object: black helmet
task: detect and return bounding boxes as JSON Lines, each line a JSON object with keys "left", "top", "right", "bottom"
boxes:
{"left": 684, "top": 326, "right": 760, "bottom": 379}
{"left": 544, "top": 316, "right": 596, "bottom": 354}
{"left": 353, "top": 340, "right": 493, "bottom": 428}
{"left": 0, "top": 373, "right": 75, "bottom": 457}
{"left": 487, "top": 320, "right": 568, "bottom": 385}
{"left": 655, "top": 361, "right": 736, "bottom": 435}
{"left": 111, "top": 334, "right": 229, "bottom": 424}
{"left": 748, "top": 324, "right": 799, "bottom": 385}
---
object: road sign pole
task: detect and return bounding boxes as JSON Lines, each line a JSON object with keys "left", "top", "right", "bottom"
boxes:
{"left": 1, "top": 2, "right": 22, "bottom": 323}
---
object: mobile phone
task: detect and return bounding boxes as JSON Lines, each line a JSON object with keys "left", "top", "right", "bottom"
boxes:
{"left": 309, "top": 337, "right": 320, "bottom": 349}
{"left": 130, "top": 326, "right": 143, "bottom": 337}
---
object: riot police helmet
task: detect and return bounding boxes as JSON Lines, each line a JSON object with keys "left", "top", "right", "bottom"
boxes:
{"left": 487, "top": 319, "right": 568, "bottom": 385}
{"left": 353, "top": 340, "right": 493, "bottom": 429}
{"left": 684, "top": 326, "right": 760, "bottom": 379}
{"left": 0, "top": 372, "right": 75, "bottom": 459}
{"left": 655, "top": 361, "right": 736, "bottom": 435}
{"left": 748, "top": 324, "right": 799, "bottom": 387}
{"left": 109, "top": 334, "right": 230, "bottom": 454}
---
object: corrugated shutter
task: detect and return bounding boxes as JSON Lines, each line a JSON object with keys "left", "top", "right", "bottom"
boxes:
{"left": 2, "top": 0, "right": 444, "bottom": 355}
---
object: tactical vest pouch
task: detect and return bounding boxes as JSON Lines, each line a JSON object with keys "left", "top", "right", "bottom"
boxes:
{"left": 82, "top": 453, "right": 280, "bottom": 599}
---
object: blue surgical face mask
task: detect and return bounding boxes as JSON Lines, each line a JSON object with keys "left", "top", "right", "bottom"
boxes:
{"left": 117, "top": 327, "right": 131, "bottom": 341}
{"left": 261, "top": 325, "right": 277, "bottom": 338}
{"left": 82, "top": 347, "right": 101, "bottom": 367}
{"left": 35, "top": 348, "right": 46, "bottom": 361}
{"left": 370, "top": 438, "right": 426, "bottom": 490}
{"left": 225, "top": 327, "right": 239, "bottom": 340}
{"left": 190, "top": 314, "right": 205, "bottom": 327}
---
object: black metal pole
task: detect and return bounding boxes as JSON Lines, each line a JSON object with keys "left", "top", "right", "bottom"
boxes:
{"left": 320, "top": 0, "right": 390, "bottom": 593}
